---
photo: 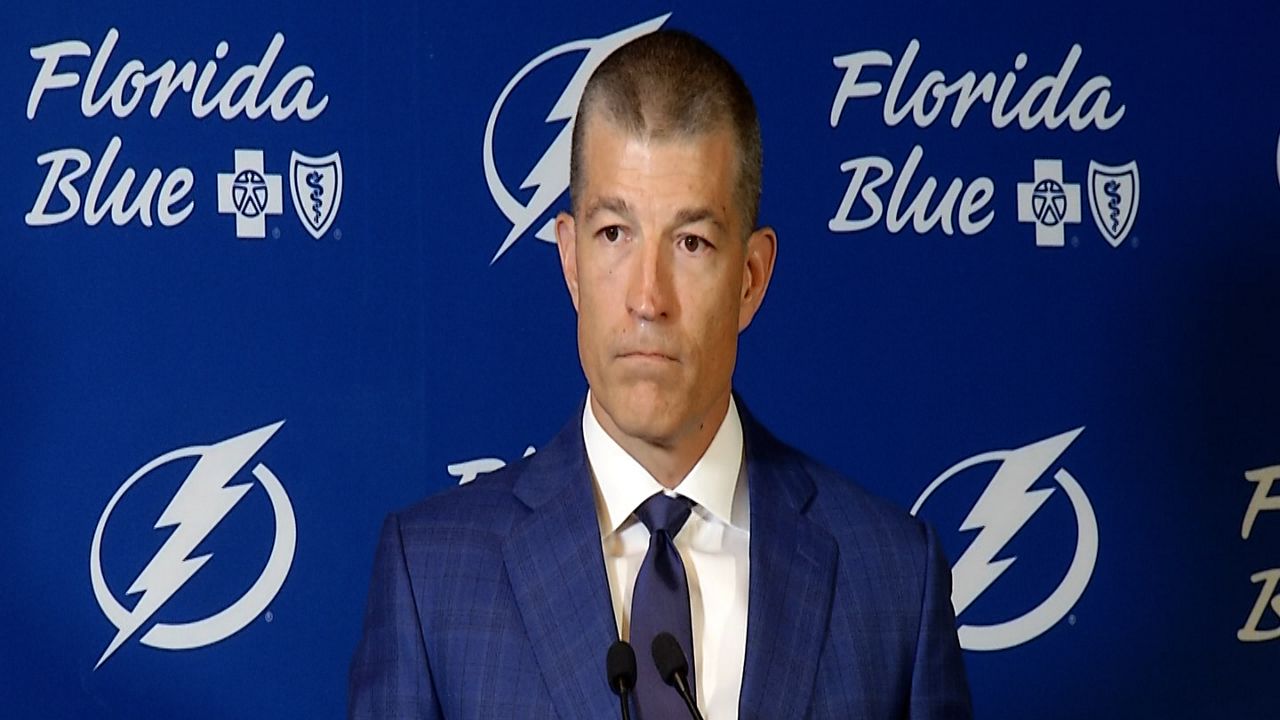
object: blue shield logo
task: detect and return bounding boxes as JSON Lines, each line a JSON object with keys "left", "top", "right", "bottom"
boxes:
{"left": 289, "top": 151, "right": 343, "bottom": 240}
{"left": 1086, "top": 160, "right": 1139, "bottom": 247}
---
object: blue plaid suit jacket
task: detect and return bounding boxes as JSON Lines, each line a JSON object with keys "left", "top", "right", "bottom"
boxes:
{"left": 349, "top": 406, "right": 972, "bottom": 719}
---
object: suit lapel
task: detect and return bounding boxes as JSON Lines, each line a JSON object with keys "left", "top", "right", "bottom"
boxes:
{"left": 502, "top": 415, "right": 619, "bottom": 720}
{"left": 737, "top": 408, "right": 839, "bottom": 719}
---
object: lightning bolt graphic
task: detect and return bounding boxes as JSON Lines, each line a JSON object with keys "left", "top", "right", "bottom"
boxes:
{"left": 495, "top": 121, "right": 573, "bottom": 262}
{"left": 485, "top": 14, "right": 670, "bottom": 264}
{"left": 949, "top": 427, "right": 1084, "bottom": 616}
{"left": 95, "top": 421, "right": 284, "bottom": 668}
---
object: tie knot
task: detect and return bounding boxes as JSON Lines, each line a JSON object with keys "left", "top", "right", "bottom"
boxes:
{"left": 634, "top": 493, "right": 694, "bottom": 536}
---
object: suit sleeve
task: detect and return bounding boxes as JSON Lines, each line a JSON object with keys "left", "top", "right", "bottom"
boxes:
{"left": 909, "top": 522, "right": 974, "bottom": 720}
{"left": 348, "top": 513, "right": 444, "bottom": 720}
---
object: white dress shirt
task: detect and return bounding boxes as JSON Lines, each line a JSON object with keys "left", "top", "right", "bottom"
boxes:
{"left": 583, "top": 393, "right": 750, "bottom": 719}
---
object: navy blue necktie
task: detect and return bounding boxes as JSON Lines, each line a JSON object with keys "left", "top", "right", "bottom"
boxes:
{"left": 630, "top": 493, "right": 696, "bottom": 720}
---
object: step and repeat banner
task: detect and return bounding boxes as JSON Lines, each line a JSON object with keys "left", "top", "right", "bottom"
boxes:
{"left": 2, "top": 1, "right": 1277, "bottom": 717}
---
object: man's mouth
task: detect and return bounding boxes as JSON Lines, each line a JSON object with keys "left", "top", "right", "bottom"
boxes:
{"left": 618, "top": 350, "right": 678, "bottom": 362}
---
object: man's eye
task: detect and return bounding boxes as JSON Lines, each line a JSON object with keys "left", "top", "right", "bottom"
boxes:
{"left": 602, "top": 226, "right": 621, "bottom": 243}
{"left": 681, "top": 235, "right": 707, "bottom": 253}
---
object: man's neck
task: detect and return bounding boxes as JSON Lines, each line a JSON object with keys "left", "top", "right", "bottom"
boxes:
{"left": 589, "top": 391, "right": 731, "bottom": 490}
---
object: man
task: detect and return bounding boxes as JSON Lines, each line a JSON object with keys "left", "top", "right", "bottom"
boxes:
{"left": 350, "top": 29, "right": 971, "bottom": 719}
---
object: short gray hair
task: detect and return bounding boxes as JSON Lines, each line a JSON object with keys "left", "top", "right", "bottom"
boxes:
{"left": 569, "top": 29, "right": 763, "bottom": 233}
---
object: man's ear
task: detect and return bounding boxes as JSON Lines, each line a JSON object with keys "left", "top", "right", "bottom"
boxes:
{"left": 555, "top": 211, "right": 580, "bottom": 312}
{"left": 738, "top": 226, "right": 777, "bottom": 332}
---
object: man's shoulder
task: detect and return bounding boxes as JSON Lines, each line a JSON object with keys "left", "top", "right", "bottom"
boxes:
{"left": 755, "top": 424, "right": 930, "bottom": 556}
{"left": 806, "top": 455, "right": 926, "bottom": 537}
{"left": 394, "top": 412, "right": 584, "bottom": 532}
{"left": 392, "top": 458, "right": 531, "bottom": 540}
{"left": 776, "top": 439, "right": 937, "bottom": 584}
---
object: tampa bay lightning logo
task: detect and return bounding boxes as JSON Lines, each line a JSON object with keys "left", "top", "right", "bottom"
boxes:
{"left": 290, "top": 151, "right": 343, "bottom": 240}
{"left": 911, "top": 428, "right": 1098, "bottom": 652}
{"left": 1086, "top": 160, "right": 1139, "bottom": 247}
{"left": 89, "top": 422, "right": 296, "bottom": 668}
{"left": 482, "top": 14, "right": 669, "bottom": 264}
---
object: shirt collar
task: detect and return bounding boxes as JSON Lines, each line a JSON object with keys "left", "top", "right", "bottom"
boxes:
{"left": 583, "top": 392, "right": 745, "bottom": 536}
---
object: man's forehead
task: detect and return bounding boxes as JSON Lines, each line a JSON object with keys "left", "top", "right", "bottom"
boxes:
{"left": 576, "top": 117, "right": 738, "bottom": 198}
{"left": 577, "top": 111, "right": 736, "bottom": 156}
{"left": 571, "top": 111, "right": 750, "bottom": 235}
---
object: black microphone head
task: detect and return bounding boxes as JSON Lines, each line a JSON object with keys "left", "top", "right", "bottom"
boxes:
{"left": 606, "top": 640, "right": 637, "bottom": 694}
{"left": 651, "top": 632, "right": 689, "bottom": 684}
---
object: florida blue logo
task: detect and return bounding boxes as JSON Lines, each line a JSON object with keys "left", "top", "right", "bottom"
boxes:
{"left": 218, "top": 149, "right": 283, "bottom": 239}
{"left": 1016, "top": 159, "right": 1082, "bottom": 247}
{"left": 290, "top": 151, "right": 343, "bottom": 240}
{"left": 1086, "top": 160, "right": 1140, "bottom": 247}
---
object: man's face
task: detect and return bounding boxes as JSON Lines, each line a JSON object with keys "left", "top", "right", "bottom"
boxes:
{"left": 556, "top": 116, "right": 775, "bottom": 448}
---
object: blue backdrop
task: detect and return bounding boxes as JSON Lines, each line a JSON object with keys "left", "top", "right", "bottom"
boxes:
{"left": 3, "top": 1, "right": 1278, "bottom": 717}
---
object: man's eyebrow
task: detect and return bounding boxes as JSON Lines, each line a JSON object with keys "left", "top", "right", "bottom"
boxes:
{"left": 582, "top": 198, "right": 727, "bottom": 233}
{"left": 583, "top": 196, "right": 633, "bottom": 222}
{"left": 672, "top": 207, "right": 726, "bottom": 232}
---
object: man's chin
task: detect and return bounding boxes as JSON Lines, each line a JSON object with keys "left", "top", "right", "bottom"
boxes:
{"left": 593, "top": 389, "right": 683, "bottom": 447}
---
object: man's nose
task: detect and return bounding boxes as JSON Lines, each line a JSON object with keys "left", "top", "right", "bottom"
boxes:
{"left": 625, "top": 235, "right": 672, "bottom": 322}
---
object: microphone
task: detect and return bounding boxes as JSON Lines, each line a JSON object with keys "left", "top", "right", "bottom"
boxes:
{"left": 606, "top": 640, "right": 637, "bottom": 720}
{"left": 651, "top": 632, "right": 704, "bottom": 720}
